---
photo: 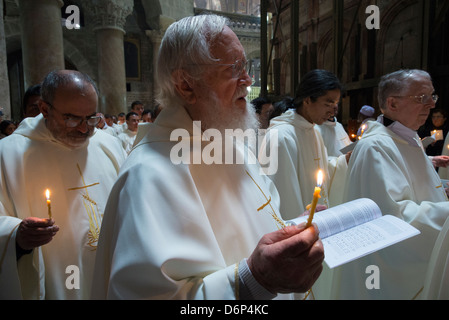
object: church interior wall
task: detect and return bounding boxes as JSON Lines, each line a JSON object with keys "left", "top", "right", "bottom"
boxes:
{"left": 265, "top": 0, "right": 448, "bottom": 137}
{"left": 2, "top": 0, "right": 446, "bottom": 129}
{"left": 2, "top": 0, "right": 261, "bottom": 120}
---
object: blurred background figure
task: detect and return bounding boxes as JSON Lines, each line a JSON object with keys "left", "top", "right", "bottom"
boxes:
{"left": 357, "top": 105, "right": 375, "bottom": 136}
{"left": 251, "top": 97, "right": 274, "bottom": 129}
{"left": 419, "top": 108, "right": 449, "bottom": 156}
{"left": 0, "top": 120, "right": 16, "bottom": 138}
{"left": 22, "top": 84, "right": 42, "bottom": 119}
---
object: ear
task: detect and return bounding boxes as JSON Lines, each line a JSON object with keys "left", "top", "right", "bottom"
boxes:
{"left": 173, "top": 70, "right": 197, "bottom": 105}
{"left": 39, "top": 99, "right": 50, "bottom": 119}
{"left": 385, "top": 97, "right": 398, "bottom": 112}
{"left": 303, "top": 97, "right": 312, "bottom": 106}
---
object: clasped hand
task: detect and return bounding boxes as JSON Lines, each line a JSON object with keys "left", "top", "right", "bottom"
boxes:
{"left": 16, "top": 217, "right": 59, "bottom": 251}
{"left": 247, "top": 224, "right": 324, "bottom": 294}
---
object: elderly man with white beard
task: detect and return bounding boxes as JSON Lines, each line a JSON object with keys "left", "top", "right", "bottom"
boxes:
{"left": 91, "top": 14, "right": 324, "bottom": 300}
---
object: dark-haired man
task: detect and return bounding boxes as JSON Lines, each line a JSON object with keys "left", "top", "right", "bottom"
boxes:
{"left": 0, "top": 70, "right": 126, "bottom": 299}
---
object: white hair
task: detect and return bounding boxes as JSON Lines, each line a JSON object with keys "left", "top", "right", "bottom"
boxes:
{"left": 377, "top": 69, "right": 432, "bottom": 110}
{"left": 156, "top": 14, "right": 229, "bottom": 109}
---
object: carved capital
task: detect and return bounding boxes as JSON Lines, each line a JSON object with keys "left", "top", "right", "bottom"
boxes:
{"left": 145, "top": 29, "right": 163, "bottom": 44}
{"left": 81, "top": 0, "right": 133, "bottom": 33}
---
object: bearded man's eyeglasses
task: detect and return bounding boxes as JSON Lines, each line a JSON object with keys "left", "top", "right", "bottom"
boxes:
{"left": 44, "top": 101, "right": 101, "bottom": 128}
{"left": 391, "top": 94, "right": 439, "bottom": 105}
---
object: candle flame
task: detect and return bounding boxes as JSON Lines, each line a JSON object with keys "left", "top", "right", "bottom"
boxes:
{"left": 317, "top": 170, "right": 324, "bottom": 187}
{"left": 45, "top": 189, "right": 50, "bottom": 200}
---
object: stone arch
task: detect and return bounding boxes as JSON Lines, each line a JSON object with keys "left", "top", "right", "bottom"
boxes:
{"left": 316, "top": 18, "right": 353, "bottom": 81}
{"left": 376, "top": 0, "right": 422, "bottom": 76}
{"left": 317, "top": 29, "right": 333, "bottom": 71}
{"left": 63, "top": 39, "right": 95, "bottom": 80}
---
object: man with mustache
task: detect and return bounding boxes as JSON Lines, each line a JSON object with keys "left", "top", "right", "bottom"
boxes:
{"left": 92, "top": 14, "right": 324, "bottom": 300}
{"left": 0, "top": 70, "right": 126, "bottom": 299}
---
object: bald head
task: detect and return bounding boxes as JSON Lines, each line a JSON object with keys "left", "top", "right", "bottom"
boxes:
{"left": 39, "top": 70, "right": 100, "bottom": 149}
{"left": 41, "top": 70, "right": 98, "bottom": 105}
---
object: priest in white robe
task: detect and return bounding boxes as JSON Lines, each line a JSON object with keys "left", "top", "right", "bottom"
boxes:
{"left": 439, "top": 133, "right": 449, "bottom": 179}
{"left": 259, "top": 70, "right": 349, "bottom": 221}
{"left": 91, "top": 15, "right": 324, "bottom": 300}
{"left": 315, "top": 69, "right": 449, "bottom": 300}
{"left": 316, "top": 109, "right": 351, "bottom": 157}
{"left": 0, "top": 70, "right": 126, "bottom": 299}
{"left": 117, "top": 111, "right": 139, "bottom": 154}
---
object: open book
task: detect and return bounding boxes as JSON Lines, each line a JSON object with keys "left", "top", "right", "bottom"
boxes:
{"left": 288, "top": 198, "right": 420, "bottom": 269}
{"left": 339, "top": 140, "right": 358, "bottom": 154}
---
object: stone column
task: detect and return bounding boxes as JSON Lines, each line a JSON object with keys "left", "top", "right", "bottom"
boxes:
{"left": 0, "top": 0, "right": 11, "bottom": 119}
{"left": 81, "top": 0, "right": 133, "bottom": 115}
{"left": 145, "top": 17, "right": 174, "bottom": 105}
{"left": 145, "top": 29, "right": 163, "bottom": 103}
{"left": 18, "top": 0, "right": 65, "bottom": 89}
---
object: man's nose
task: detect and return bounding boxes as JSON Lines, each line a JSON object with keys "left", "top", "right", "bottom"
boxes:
{"left": 77, "top": 120, "right": 89, "bottom": 133}
{"left": 239, "top": 71, "right": 252, "bottom": 88}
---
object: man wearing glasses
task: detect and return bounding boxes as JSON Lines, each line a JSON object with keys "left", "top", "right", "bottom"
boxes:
{"left": 314, "top": 69, "right": 449, "bottom": 300}
{"left": 0, "top": 70, "right": 126, "bottom": 299}
{"left": 92, "top": 14, "right": 324, "bottom": 300}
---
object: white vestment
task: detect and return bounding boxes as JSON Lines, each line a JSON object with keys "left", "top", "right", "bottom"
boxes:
{"left": 259, "top": 109, "right": 348, "bottom": 220}
{"left": 91, "top": 106, "right": 295, "bottom": 300}
{"left": 0, "top": 114, "right": 126, "bottom": 299}
{"left": 439, "top": 133, "right": 449, "bottom": 179}
{"left": 102, "top": 125, "right": 118, "bottom": 137}
{"left": 316, "top": 118, "right": 351, "bottom": 157}
{"left": 422, "top": 215, "right": 449, "bottom": 299}
{"left": 314, "top": 119, "right": 449, "bottom": 300}
{"left": 118, "top": 129, "right": 137, "bottom": 154}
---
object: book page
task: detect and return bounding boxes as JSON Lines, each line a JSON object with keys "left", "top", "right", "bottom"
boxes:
{"left": 288, "top": 198, "right": 382, "bottom": 239}
{"left": 322, "top": 215, "right": 420, "bottom": 269}
{"left": 340, "top": 141, "right": 358, "bottom": 154}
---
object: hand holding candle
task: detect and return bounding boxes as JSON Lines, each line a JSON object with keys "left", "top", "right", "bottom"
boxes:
{"left": 306, "top": 170, "right": 323, "bottom": 228}
{"left": 45, "top": 189, "right": 52, "bottom": 220}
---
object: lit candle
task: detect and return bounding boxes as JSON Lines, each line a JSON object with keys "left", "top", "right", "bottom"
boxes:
{"left": 358, "top": 124, "right": 367, "bottom": 140}
{"left": 45, "top": 189, "right": 52, "bottom": 220}
{"left": 361, "top": 124, "right": 366, "bottom": 134}
{"left": 306, "top": 170, "right": 323, "bottom": 228}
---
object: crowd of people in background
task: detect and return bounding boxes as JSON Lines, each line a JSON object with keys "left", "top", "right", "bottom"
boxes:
{"left": 0, "top": 82, "right": 163, "bottom": 157}
{"left": 1, "top": 13, "right": 449, "bottom": 301}
{"left": 250, "top": 91, "right": 449, "bottom": 166}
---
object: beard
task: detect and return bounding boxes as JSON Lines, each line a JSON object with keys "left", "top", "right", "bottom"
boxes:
{"left": 46, "top": 117, "right": 93, "bottom": 149}
{"left": 199, "top": 91, "right": 260, "bottom": 134}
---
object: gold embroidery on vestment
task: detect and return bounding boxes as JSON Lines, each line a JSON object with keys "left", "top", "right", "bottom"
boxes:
{"left": 68, "top": 164, "right": 102, "bottom": 250}
{"left": 246, "top": 169, "right": 314, "bottom": 300}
